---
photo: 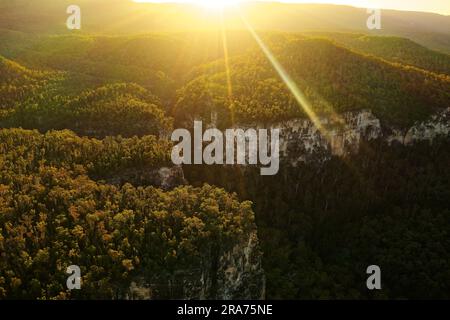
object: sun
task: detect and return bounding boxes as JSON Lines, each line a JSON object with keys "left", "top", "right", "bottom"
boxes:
{"left": 190, "top": 0, "right": 241, "bottom": 9}
{"left": 134, "top": 1, "right": 243, "bottom": 9}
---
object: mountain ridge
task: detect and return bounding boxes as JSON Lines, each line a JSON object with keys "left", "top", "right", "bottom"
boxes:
{"left": 1, "top": 1, "right": 449, "bottom": 53}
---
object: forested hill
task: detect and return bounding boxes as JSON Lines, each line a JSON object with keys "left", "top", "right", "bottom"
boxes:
{"left": 1, "top": 23, "right": 450, "bottom": 299}
{"left": 1, "top": 32, "right": 449, "bottom": 132}
{"left": 0, "top": 128, "right": 257, "bottom": 299}
{"left": 174, "top": 36, "right": 450, "bottom": 128}
{"left": 304, "top": 33, "right": 450, "bottom": 76}
{"left": 0, "top": 32, "right": 258, "bottom": 99}
{"left": 0, "top": 55, "right": 61, "bottom": 118}
{"left": 0, "top": 55, "right": 46, "bottom": 83}
{"left": 0, "top": 55, "right": 172, "bottom": 138}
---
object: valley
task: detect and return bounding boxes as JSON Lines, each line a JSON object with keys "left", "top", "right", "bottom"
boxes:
{"left": 0, "top": 1, "right": 449, "bottom": 300}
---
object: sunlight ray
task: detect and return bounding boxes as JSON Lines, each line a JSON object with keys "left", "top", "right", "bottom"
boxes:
{"left": 220, "top": 10, "right": 235, "bottom": 125}
{"left": 238, "top": 11, "right": 328, "bottom": 136}
{"left": 236, "top": 10, "right": 366, "bottom": 161}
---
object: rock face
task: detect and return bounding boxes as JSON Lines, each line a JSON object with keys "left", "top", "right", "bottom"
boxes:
{"left": 275, "top": 110, "right": 382, "bottom": 165}
{"left": 156, "top": 166, "right": 187, "bottom": 190}
{"left": 387, "top": 108, "right": 450, "bottom": 145}
{"left": 126, "top": 231, "right": 265, "bottom": 300}
{"left": 215, "top": 231, "right": 265, "bottom": 300}
{"left": 274, "top": 108, "right": 450, "bottom": 165}
{"left": 183, "top": 108, "right": 449, "bottom": 167}
{"left": 126, "top": 108, "right": 448, "bottom": 301}
{"left": 105, "top": 165, "right": 186, "bottom": 189}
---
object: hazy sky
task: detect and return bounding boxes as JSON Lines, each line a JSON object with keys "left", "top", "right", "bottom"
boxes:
{"left": 134, "top": 1, "right": 450, "bottom": 15}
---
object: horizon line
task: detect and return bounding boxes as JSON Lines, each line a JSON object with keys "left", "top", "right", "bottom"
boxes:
{"left": 132, "top": 1, "right": 450, "bottom": 16}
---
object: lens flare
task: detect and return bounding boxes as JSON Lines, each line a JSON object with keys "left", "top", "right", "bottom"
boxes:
{"left": 195, "top": 0, "right": 241, "bottom": 9}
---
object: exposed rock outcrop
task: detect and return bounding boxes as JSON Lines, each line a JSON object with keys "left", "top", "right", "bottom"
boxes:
{"left": 126, "top": 231, "right": 265, "bottom": 300}
{"left": 273, "top": 108, "right": 450, "bottom": 165}
{"left": 387, "top": 108, "right": 450, "bottom": 145}
{"left": 215, "top": 231, "right": 265, "bottom": 300}
{"left": 126, "top": 108, "right": 448, "bottom": 301}
{"left": 105, "top": 165, "right": 186, "bottom": 189}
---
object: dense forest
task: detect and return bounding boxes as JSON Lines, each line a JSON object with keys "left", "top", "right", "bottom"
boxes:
{"left": 174, "top": 36, "right": 450, "bottom": 127}
{"left": 0, "top": 128, "right": 255, "bottom": 299}
{"left": 185, "top": 139, "right": 450, "bottom": 299}
{"left": 0, "top": 1, "right": 450, "bottom": 300}
{"left": 304, "top": 33, "right": 450, "bottom": 76}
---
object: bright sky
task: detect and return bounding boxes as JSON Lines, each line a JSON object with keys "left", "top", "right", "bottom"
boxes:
{"left": 133, "top": 0, "right": 450, "bottom": 15}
